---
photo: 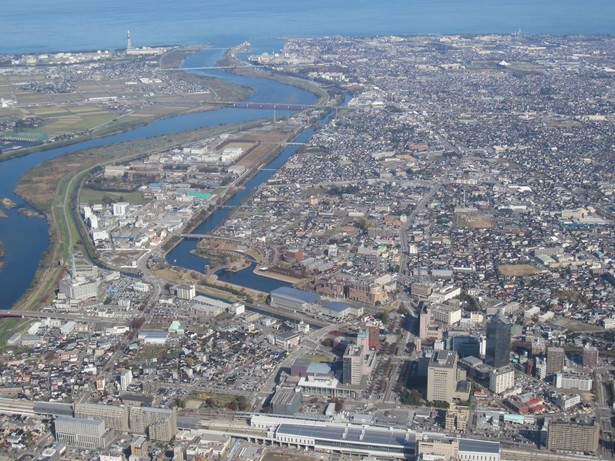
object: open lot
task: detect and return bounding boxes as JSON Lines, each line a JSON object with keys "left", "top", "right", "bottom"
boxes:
{"left": 497, "top": 264, "right": 540, "bottom": 276}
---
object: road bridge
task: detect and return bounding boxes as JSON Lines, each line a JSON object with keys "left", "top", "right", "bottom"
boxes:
{"left": 0, "top": 310, "right": 132, "bottom": 325}
{"left": 206, "top": 101, "right": 320, "bottom": 110}
{"left": 162, "top": 65, "right": 261, "bottom": 71}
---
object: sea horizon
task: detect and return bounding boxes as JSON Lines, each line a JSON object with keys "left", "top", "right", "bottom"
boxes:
{"left": 2, "top": 0, "right": 615, "bottom": 55}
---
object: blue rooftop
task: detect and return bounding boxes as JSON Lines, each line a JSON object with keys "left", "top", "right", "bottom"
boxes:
{"left": 271, "top": 287, "right": 320, "bottom": 303}
{"left": 307, "top": 362, "right": 332, "bottom": 375}
{"left": 459, "top": 438, "right": 500, "bottom": 454}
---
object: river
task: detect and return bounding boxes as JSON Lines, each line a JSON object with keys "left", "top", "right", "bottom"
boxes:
{"left": 0, "top": 46, "right": 318, "bottom": 309}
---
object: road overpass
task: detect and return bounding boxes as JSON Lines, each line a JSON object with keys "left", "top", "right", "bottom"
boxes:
{"left": 0, "top": 310, "right": 131, "bottom": 325}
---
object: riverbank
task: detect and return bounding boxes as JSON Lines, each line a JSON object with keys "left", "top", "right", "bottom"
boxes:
{"left": 253, "top": 266, "right": 303, "bottom": 284}
{"left": 12, "top": 116, "right": 270, "bottom": 312}
{"left": 0, "top": 46, "right": 253, "bottom": 163}
{"left": 219, "top": 48, "right": 334, "bottom": 107}
{"left": 8, "top": 40, "right": 330, "bottom": 312}
{"left": 153, "top": 266, "right": 267, "bottom": 303}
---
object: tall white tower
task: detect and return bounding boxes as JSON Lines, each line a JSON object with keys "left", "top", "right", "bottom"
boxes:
{"left": 126, "top": 30, "right": 132, "bottom": 50}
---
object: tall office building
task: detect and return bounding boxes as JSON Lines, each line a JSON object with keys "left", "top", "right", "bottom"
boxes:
{"left": 342, "top": 344, "right": 364, "bottom": 385}
{"left": 547, "top": 347, "right": 565, "bottom": 377}
{"left": 419, "top": 304, "right": 432, "bottom": 340}
{"left": 427, "top": 350, "right": 468, "bottom": 404}
{"left": 485, "top": 312, "right": 511, "bottom": 369}
{"left": 582, "top": 345, "right": 599, "bottom": 368}
{"left": 120, "top": 369, "right": 133, "bottom": 391}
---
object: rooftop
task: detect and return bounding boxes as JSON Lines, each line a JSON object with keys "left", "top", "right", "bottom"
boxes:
{"left": 276, "top": 423, "right": 415, "bottom": 450}
{"left": 459, "top": 438, "right": 500, "bottom": 454}
{"left": 271, "top": 287, "right": 320, "bottom": 304}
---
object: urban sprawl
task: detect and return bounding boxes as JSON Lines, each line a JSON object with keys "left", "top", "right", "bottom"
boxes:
{"left": 0, "top": 34, "right": 614, "bottom": 461}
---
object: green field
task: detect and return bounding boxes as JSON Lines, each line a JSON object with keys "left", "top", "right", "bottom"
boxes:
{"left": 79, "top": 187, "right": 150, "bottom": 205}
{"left": 0, "top": 317, "right": 32, "bottom": 347}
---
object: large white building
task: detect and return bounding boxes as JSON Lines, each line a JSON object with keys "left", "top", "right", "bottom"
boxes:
{"left": 431, "top": 303, "right": 462, "bottom": 326}
{"left": 120, "top": 369, "right": 133, "bottom": 391}
{"left": 112, "top": 202, "right": 129, "bottom": 216}
{"left": 250, "top": 415, "right": 499, "bottom": 460}
{"left": 489, "top": 367, "right": 515, "bottom": 394}
{"left": 54, "top": 417, "right": 114, "bottom": 449}
{"left": 59, "top": 275, "right": 100, "bottom": 301}
{"left": 190, "top": 295, "right": 244, "bottom": 316}
{"left": 555, "top": 373, "right": 593, "bottom": 391}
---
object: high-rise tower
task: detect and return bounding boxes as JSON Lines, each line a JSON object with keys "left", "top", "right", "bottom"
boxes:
{"left": 485, "top": 312, "right": 511, "bottom": 369}
{"left": 126, "top": 30, "right": 132, "bottom": 50}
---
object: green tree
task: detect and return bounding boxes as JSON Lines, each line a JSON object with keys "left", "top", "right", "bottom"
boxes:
{"left": 375, "top": 311, "right": 389, "bottom": 324}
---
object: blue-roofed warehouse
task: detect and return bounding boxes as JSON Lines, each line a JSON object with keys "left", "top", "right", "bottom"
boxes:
{"left": 270, "top": 287, "right": 320, "bottom": 312}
